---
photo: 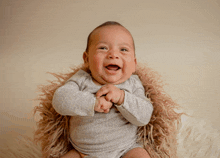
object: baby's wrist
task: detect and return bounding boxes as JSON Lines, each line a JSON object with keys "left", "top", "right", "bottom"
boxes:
{"left": 117, "top": 90, "right": 125, "bottom": 105}
{"left": 94, "top": 98, "right": 99, "bottom": 111}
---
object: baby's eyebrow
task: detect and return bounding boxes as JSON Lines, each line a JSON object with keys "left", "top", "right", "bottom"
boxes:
{"left": 119, "top": 43, "right": 132, "bottom": 48}
{"left": 96, "top": 41, "right": 108, "bottom": 45}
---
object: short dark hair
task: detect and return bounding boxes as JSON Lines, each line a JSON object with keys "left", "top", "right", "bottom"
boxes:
{"left": 85, "top": 21, "right": 135, "bottom": 52}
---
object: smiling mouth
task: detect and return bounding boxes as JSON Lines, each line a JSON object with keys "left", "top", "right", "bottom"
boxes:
{"left": 105, "top": 64, "right": 121, "bottom": 71}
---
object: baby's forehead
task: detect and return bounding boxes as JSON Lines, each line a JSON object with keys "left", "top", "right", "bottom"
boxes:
{"left": 93, "top": 25, "right": 131, "bottom": 36}
{"left": 90, "top": 25, "right": 134, "bottom": 45}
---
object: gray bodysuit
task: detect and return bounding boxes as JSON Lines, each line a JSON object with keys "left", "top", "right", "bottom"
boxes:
{"left": 52, "top": 70, "right": 153, "bottom": 158}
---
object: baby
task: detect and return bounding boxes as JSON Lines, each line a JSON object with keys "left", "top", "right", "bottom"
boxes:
{"left": 52, "top": 21, "right": 153, "bottom": 158}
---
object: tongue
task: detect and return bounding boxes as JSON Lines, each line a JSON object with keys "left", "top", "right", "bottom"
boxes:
{"left": 106, "top": 65, "right": 119, "bottom": 71}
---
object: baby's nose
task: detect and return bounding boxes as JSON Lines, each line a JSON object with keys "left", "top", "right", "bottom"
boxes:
{"left": 108, "top": 50, "right": 119, "bottom": 59}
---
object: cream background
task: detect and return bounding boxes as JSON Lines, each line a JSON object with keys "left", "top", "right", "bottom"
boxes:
{"left": 0, "top": 0, "right": 219, "bottom": 143}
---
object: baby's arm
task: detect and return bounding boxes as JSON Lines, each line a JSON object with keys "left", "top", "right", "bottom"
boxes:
{"left": 52, "top": 81, "right": 96, "bottom": 116}
{"left": 116, "top": 87, "right": 153, "bottom": 126}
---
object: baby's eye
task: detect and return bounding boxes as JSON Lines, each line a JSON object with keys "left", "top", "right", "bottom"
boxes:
{"left": 99, "top": 46, "right": 107, "bottom": 50}
{"left": 121, "top": 48, "right": 128, "bottom": 52}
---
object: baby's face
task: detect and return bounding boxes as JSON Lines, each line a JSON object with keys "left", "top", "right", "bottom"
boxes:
{"left": 83, "top": 25, "right": 136, "bottom": 85}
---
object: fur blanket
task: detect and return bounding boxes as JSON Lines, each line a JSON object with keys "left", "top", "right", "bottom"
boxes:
{"left": 33, "top": 64, "right": 182, "bottom": 158}
{"left": 1, "top": 64, "right": 219, "bottom": 158}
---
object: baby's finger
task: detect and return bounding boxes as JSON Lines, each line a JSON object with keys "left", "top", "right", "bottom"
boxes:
{"left": 94, "top": 104, "right": 104, "bottom": 113}
{"left": 101, "top": 101, "right": 113, "bottom": 110}
{"left": 106, "top": 92, "right": 121, "bottom": 103}
{"left": 96, "top": 86, "right": 110, "bottom": 98}
{"left": 103, "top": 109, "right": 110, "bottom": 113}
{"left": 95, "top": 108, "right": 104, "bottom": 113}
{"left": 105, "top": 92, "right": 114, "bottom": 102}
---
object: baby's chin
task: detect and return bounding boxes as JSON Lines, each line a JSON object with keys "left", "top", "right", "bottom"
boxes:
{"left": 97, "top": 76, "right": 129, "bottom": 85}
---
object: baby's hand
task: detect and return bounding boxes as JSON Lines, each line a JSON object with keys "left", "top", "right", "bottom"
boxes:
{"left": 94, "top": 96, "right": 113, "bottom": 113}
{"left": 96, "top": 84, "right": 125, "bottom": 105}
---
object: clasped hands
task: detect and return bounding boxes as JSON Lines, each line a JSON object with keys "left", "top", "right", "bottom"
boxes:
{"left": 94, "top": 84, "right": 125, "bottom": 113}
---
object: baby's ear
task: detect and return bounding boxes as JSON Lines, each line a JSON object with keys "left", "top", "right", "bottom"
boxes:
{"left": 83, "top": 52, "right": 89, "bottom": 64}
{"left": 133, "top": 57, "right": 137, "bottom": 73}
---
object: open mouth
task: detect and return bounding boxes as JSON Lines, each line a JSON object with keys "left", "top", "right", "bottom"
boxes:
{"left": 105, "top": 64, "right": 121, "bottom": 71}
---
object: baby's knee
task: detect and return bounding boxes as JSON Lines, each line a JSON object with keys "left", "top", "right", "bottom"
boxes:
{"left": 60, "top": 149, "right": 83, "bottom": 158}
{"left": 123, "top": 147, "right": 151, "bottom": 158}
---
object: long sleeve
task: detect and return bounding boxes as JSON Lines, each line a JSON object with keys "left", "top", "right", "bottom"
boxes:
{"left": 52, "top": 71, "right": 96, "bottom": 116}
{"left": 115, "top": 76, "right": 153, "bottom": 126}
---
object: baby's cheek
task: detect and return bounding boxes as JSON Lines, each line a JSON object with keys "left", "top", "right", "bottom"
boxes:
{"left": 93, "top": 56, "right": 102, "bottom": 69}
{"left": 125, "top": 56, "right": 132, "bottom": 62}
{"left": 124, "top": 58, "right": 136, "bottom": 74}
{"left": 124, "top": 57, "right": 135, "bottom": 67}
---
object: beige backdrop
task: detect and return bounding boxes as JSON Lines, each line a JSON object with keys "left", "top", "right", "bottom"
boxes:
{"left": 0, "top": 0, "right": 220, "bottom": 143}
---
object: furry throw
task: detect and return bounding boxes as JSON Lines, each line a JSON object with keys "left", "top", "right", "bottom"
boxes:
{"left": 33, "top": 63, "right": 182, "bottom": 158}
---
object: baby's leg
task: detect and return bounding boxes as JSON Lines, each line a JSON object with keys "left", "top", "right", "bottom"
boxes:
{"left": 60, "top": 149, "right": 86, "bottom": 158}
{"left": 122, "top": 147, "right": 151, "bottom": 158}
